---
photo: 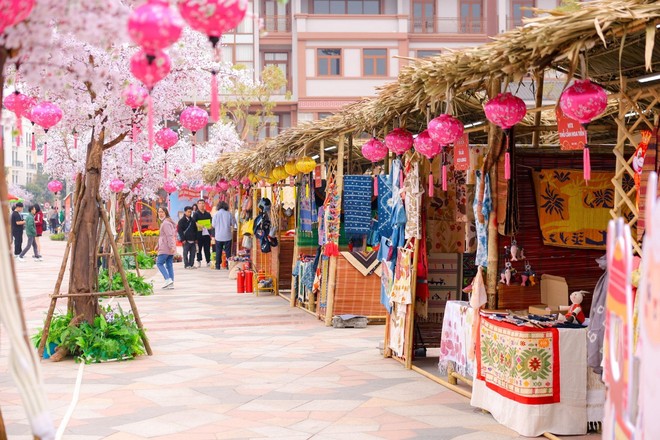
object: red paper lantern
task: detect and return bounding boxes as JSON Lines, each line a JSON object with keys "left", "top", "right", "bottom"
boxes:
{"left": 122, "top": 84, "right": 149, "bottom": 109}
{"left": 385, "top": 128, "right": 413, "bottom": 156}
{"left": 180, "top": 106, "right": 208, "bottom": 163}
{"left": 130, "top": 49, "right": 171, "bottom": 90}
{"left": 128, "top": 0, "right": 183, "bottom": 56}
{"left": 217, "top": 179, "right": 230, "bottom": 191}
{"left": 163, "top": 180, "right": 178, "bottom": 193}
{"left": 31, "top": 101, "right": 63, "bottom": 131}
{"left": 413, "top": 130, "right": 441, "bottom": 160}
{"left": 229, "top": 179, "right": 240, "bottom": 188}
{"left": 361, "top": 137, "right": 388, "bottom": 162}
{"left": 47, "top": 180, "right": 63, "bottom": 193}
{"left": 109, "top": 179, "right": 125, "bottom": 193}
{"left": 142, "top": 151, "right": 153, "bottom": 163}
{"left": 484, "top": 92, "right": 527, "bottom": 180}
{"left": 427, "top": 114, "right": 464, "bottom": 146}
{"left": 155, "top": 127, "right": 178, "bottom": 151}
{"left": 0, "top": 0, "right": 35, "bottom": 34}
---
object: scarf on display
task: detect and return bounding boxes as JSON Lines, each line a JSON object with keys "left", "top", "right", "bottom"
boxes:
{"left": 323, "top": 167, "right": 341, "bottom": 256}
{"left": 340, "top": 250, "right": 380, "bottom": 276}
{"left": 298, "top": 174, "right": 315, "bottom": 234}
{"left": 343, "top": 175, "right": 373, "bottom": 235}
{"left": 377, "top": 175, "right": 394, "bottom": 241}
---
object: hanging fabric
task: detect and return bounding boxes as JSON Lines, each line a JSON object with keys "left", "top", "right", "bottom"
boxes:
{"left": 343, "top": 175, "right": 373, "bottom": 235}
{"left": 323, "top": 166, "right": 341, "bottom": 256}
{"left": 403, "top": 160, "right": 423, "bottom": 240}
{"left": 376, "top": 175, "right": 393, "bottom": 241}
{"left": 474, "top": 170, "right": 491, "bottom": 268}
{"left": 504, "top": 127, "right": 519, "bottom": 236}
{"left": 298, "top": 174, "right": 313, "bottom": 234}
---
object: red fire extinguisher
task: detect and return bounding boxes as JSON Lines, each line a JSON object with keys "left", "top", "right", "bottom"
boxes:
{"left": 237, "top": 270, "right": 245, "bottom": 294}
{"left": 244, "top": 269, "right": 253, "bottom": 293}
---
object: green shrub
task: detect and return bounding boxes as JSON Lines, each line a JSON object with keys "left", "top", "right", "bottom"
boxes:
{"left": 31, "top": 312, "right": 73, "bottom": 356}
{"left": 119, "top": 250, "right": 155, "bottom": 270}
{"left": 98, "top": 269, "right": 154, "bottom": 296}
{"left": 33, "top": 305, "right": 146, "bottom": 363}
{"left": 49, "top": 233, "right": 65, "bottom": 241}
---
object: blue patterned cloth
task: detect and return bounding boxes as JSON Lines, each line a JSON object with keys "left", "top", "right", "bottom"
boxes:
{"left": 474, "top": 171, "right": 492, "bottom": 268}
{"left": 342, "top": 175, "right": 373, "bottom": 234}
{"left": 299, "top": 175, "right": 314, "bottom": 233}
{"left": 376, "top": 175, "right": 393, "bottom": 241}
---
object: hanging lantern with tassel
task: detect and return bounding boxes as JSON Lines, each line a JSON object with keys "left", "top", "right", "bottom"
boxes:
{"left": 272, "top": 166, "right": 288, "bottom": 182}
{"left": 413, "top": 130, "right": 441, "bottom": 197}
{"left": 217, "top": 179, "right": 230, "bottom": 192}
{"left": 47, "top": 180, "right": 63, "bottom": 194}
{"left": 163, "top": 180, "right": 178, "bottom": 194}
{"left": 122, "top": 84, "right": 149, "bottom": 152}
{"left": 385, "top": 128, "right": 413, "bottom": 156}
{"left": 428, "top": 114, "right": 464, "bottom": 192}
{"left": 284, "top": 161, "right": 299, "bottom": 177}
{"left": 362, "top": 137, "right": 388, "bottom": 196}
{"left": 142, "top": 151, "right": 153, "bottom": 163}
{"left": 295, "top": 156, "right": 317, "bottom": 174}
{"left": 130, "top": 49, "right": 172, "bottom": 151}
{"left": 559, "top": 80, "right": 607, "bottom": 181}
{"left": 109, "top": 179, "right": 126, "bottom": 193}
{"left": 483, "top": 92, "right": 527, "bottom": 181}
{"left": 178, "top": 0, "right": 248, "bottom": 122}
{"left": 128, "top": 0, "right": 182, "bottom": 57}
{"left": 155, "top": 127, "right": 178, "bottom": 178}
{"left": 179, "top": 106, "right": 209, "bottom": 163}
{"left": 31, "top": 101, "right": 63, "bottom": 164}
{"left": 3, "top": 92, "right": 36, "bottom": 146}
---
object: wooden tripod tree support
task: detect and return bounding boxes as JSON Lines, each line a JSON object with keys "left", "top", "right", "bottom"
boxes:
{"left": 37, "top": 194, "right": 152, "bottom": 358}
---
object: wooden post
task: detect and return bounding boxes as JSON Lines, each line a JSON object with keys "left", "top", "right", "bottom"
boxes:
{"left": 347, "top": 134, "right": 353, "bottom": 175}
{"left": 324, "top": 135, "right": 345, "bottom": 326}
{"left": 613, "top": 78, "right": 628, "bottom": 220}
{"left": 404, "top": 236, "right": 421, "bottom": 370}
{"left": 532, "top": 72, "right": 544, "bottom": 149}
{"left": 486, "top": 79, "right": 501, "bottom": 309}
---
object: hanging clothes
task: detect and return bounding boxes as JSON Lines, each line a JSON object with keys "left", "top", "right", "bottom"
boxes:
{"left": 474, "top": 170, "right": 492, "bottom": 268}
{"left": 343, "top": 175, "right": 373, "bottom": 235}
{"left": 376, "top": 175, "right": 393, "bottom": 241}
{"left": 323, "top": 170, "right": 341, "bottom": 256}
{"left": 389, "top": 246, "right": 413, "bottom": 306}
{"left": 299, "top": 175, "right": 313, "bottom": 234}
{"left": 403, "top": 160, "right": 423, "bottom": 240}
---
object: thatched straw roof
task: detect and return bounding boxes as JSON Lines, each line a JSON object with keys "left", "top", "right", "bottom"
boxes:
{"left": 204, "top": 0, "right": 660, "bottom": 183}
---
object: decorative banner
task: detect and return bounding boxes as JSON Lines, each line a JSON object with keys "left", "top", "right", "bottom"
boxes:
{"left": 314, "top": 164, "right": 322, "bottom": 188}
{"left": 477, "top": 318, "right": 560, "bottom": 405}
{"left": 556, "top": 107, "right": 587, "bottom": 151}
{"left": 454, "top": 133, "right": 470, "bottom": 171}
{"left": 532, "top": 169, "right": 613, "bottom": 249}
{"left": 177, "top": 187, "right": 199, "bottom": 200}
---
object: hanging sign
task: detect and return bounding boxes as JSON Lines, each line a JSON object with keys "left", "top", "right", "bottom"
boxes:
{"left": 454, "top": 133, "right": 470, "bottom": 171}
{"left": 556, "top": 107, "right": 587, "bottom": 150}
{"left": 314, "top": 164, "right": 322, "bottom": 188}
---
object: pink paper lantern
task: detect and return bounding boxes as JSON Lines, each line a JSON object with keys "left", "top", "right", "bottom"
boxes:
{"left": 180, "top": 182, "right": 189, "bottom": 189}
{"left": 361, "top": 137, "right": 388, "bottom": 162}
{"left": 413, "top": 130, "right": 441, "bottom": 160}
{"left": 155, "top": 127, "right": 178, "bottom": 151}
{"left": 47, "top": 180, "right": 63, "bottom": 193}
{"left": 31, "top": 101, "right": 63, "bottom": 132}
{"left": 427, "top": 114, "right": 464, "bottom": 146}
{"left": 217, "top": 179, "right": 230, "bottom": 191}
{"left": 177, "top": 0, "right": 248, "bottom": 46}
{"left": 142, "top": 151, "right": 153, "bottom": 163}
{"left": 559, "top": 79, "right": 607, "bottom": 125}
{"left": 240, "top": 177, "right": 251, "bottom": 186}
{"left": 163, "top": 180, "right": 178, "bottom": 193}
{"left": 130, "top": 49, "right": 171, "bottom": 90}
{"left": 229, "top": 179, "right": 240, "bottom": 187}
{"left": 0, "top": 0, "right": 35, "bottom": 34}
{"left": 179, "top": 106, "right": 209, "bottom": 133}
{"left": 122, "top": 84, "right": 149, "bottom": 109}
{"left": 483, "top": 92, "right": 527, "bottom": 130}
{"left": 203, "top": 184, "right": 213, "bottom": 192}
{"left": 128, "top": 0, "right": 183, "bottom": 55}
{"left": 385, "top": 128, "right": 414, "bottom": 156}
{"left": 195, "top": 184, "right": 204, "bottom": 191}
{"left": 109, "top": 179, "right": 125, "bottom": 193}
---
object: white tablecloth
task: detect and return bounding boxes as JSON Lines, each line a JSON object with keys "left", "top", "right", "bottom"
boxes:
{"left": 471, "top": 318, "right": 588, "bottom": 437}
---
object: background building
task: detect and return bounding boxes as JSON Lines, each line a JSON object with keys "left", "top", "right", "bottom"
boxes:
{"left": 2, "top": 112, "right": 42, "bottom": 187}
{"left": 224, "top": 0, "right": 562, "bottom": 143}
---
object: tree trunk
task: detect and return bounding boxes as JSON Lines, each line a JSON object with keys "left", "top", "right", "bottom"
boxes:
{"left": 0, "top": 47, "right": 10, "bottom": 240}
{"left": 68, "top": 129, "right": 105, "bottom": 324}
{"left": 123, "top": 203, "right": 135, "bottom": 251}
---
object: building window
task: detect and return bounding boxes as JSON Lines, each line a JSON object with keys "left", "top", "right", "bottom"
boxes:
{"left": 263, "top": 52, "right": 290, "bottom": 93}
{"left": 318, "top": 112, "right": 333, "bottom": 119}
{"left": 317, "top": 49, "right": 341, "bottom": 76}
{"left": 262, "top": 0, "right": 290, "bottom": 32}
{"left": 510, "top": 0, "right": 535, "bottom": 28}
{"left": 417, "top": 49, "right": 441, "bottom": 58}
{"left": 411, "top": 0, "right": 435, "bottom": 33}
{"left": 460, "top": 0, "right": 483, "bottom": 33}
{"left": 363, "top": 49, "right": 387, "bottom": 76}
{"left": 312, "top": 0, "right": 380, "bottom": 14}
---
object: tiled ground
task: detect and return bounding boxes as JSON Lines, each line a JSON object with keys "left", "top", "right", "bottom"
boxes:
{"left": 1, "top": 238, "right": 600, "bottom": 439}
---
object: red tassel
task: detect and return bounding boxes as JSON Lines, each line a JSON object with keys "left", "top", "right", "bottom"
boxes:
{"left": 164, "top": 159, "right": 168, "bottom": 179}
{"left": 16, "top": 117, "right": 22, "bottom": 141}
{"left": 583, "top": 146, "right": 591, "bottom": 181}
{"left": 43, "top": 142, "right": 47, "bottom": 164}
{"left": 192, "top": 136, "right": 196, "bottom": 163}
{"left": 442, "top": 164, "right": 447, "bottom": 191}
{"left": 429, "top": 172, "right": 434, "bottom": 198}
{"left": 148, "top": 95, "right": 154, "bottom": 150}
{"left": 211, "top": 72, "right": 219, "bottom": 121}
{"left": 399, "top": 169, "right": 404, "bottom": 187}
{"left": 73, "top": 133, "right": 78, "bottom": 149}
{"left": 31, "top": 132, "right": 36, "bottom": 151}
{"left": 373, "top": 175, "right": 378, "bottom": 196}
{"left": 504, "top": 151, "right": 511, "bottom": 180}
{"left": 130, "top": 148, "right": 133, "bottom": 166}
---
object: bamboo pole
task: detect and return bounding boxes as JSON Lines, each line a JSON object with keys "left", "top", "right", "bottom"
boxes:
{"left": 613, "top": 78, "right": 628, "bottom": 220}
{"left": 411, "top": 365, "right": 472, "bottom": 399}
{"left": 404, "top": 236, "right": 421, "bottom": 370}
{"left": 532, "top": 72, "right": 544, "bottom": 148}
{"left": 486, "top": 79, "right": 501, "bottom": 309}
{"left": 289, "top": 178, "right": 299, "bottom": 308}
{"left": 347, "top": 134, "right": 353, "bottom": 175}
{"left": 324, "top": 135, "right": 345, "bottom": 326}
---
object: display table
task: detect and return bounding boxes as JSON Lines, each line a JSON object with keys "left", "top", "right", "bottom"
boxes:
{"left": 471, "top": 316, "right": 587, "bottom": 437}
{"left": 438, "top": 300, "right": 475, "bottom": 378}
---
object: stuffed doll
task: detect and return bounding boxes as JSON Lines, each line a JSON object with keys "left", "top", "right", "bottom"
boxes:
{"left": 510, "top": 239, "right": 519, "bottom": 261}
{"left": 559, "top": 290, "right": 587, "bottom": 324}
{"left": 499, "top": 261, "right": 514, "bottom": 285}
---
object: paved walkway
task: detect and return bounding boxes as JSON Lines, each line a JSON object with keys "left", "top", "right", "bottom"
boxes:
{"left": 2, "top": 238, "right": 595, "bottom": 439}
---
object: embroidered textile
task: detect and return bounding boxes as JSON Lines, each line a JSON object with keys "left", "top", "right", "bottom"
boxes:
{"left": 389, "top": 302, "right": 406, "bottom": 356}
{"left": 474, "top": 171, "right": 491, "bottom": 267}
{"left": 389, "top": 247, "right": 413, "bottom": 305}
{"left": 468, "top": 145, "right": 486, "bottom": 185}
{"left": 323, "top": 169, "right": 341, "bottom": 255}
{"left": 282, "top": 186, "right": 296, "bottom": 211}
{"left": 427, "top": 154, "right": 466, "bottom": 253}
{"left": 428, "top": 220, "right": 465, "bottom": 254}
{"left": 438, "top": 301, "right": 476, "bottom": 378}
{"left": 299, "top": 175, "right": 314, "bottom": 233}
{"left": 343, "top": 175, "right": 373, "bottom": 234}
{"left": 455, "top": 171, "right": 468, "bottom": 223}
{"left": 340, "top": 251, "right": 380, "bottom": 276}
{"left": 532, "top": 169, "right": 614, "bottom": 249}
{"left": 377, "top": 175, "right": 394, "bottom": 240}
{"left": 465, "top": 185, "right": 477, "bottom": 253}
{"left": 403, "top": 161, "right": 423, "bottom": 239}
{"left": 477, "top": 318, "right": 560, "bottom": 405}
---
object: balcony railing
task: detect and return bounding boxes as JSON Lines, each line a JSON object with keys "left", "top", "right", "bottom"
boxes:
{"left": 506, "top": 15, "right": 535, "bottom": 30}
{"left": 410, "top": 17, "right": 487, "bottom": 34}
{"left": 12, "top": 160, "right": 24, "bottom": 167}
{"left": 263, "top": 15, "right": 291, "bottom": 33}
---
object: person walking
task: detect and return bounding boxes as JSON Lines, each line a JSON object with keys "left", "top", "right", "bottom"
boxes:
{"left": 11, "top": 202, "right": 26, "bottom": 257}
{"left": 155, "top": 206, "right": 177, "bottom": 289}
{"left": 33, "top": 203, "right": 44, "bottom": 260}
{"left": 192, "top": 199, "right": 212, "bottom": 267}
{"left": 212, "top": 201, "right": 237, "bottom": 270}
{"left": 177, "top": 206, "right": 198, "bottom": 269}
{"left": 48, "top": 207, "right": 58, "bottom": 233}
{"left": 18, "top": 205, "right": 40, "bottom": 261}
